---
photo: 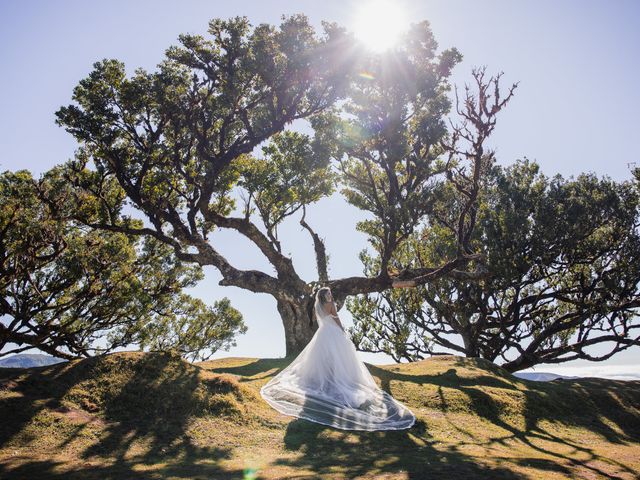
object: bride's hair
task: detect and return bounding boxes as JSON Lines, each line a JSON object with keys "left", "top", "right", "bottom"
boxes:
{"left": 314, "top": 287, "right": 332, "bottom": 321}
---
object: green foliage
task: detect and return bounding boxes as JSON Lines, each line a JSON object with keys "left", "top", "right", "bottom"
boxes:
{"left": 236, "top": 129, "right": 336, "bottom": 235}
{"left": 348, "top": 159, "right": 640, "bottom": 369}
{"left": 54, "top": 15, "right": 354, "bottom": 243}
{"left": 336, "top": 21, "right": 461, "bottom": 262}
{"left": 0, "top": 169, "right": 246, "bottom": 360}
{"left": 133, "top": 297, "right": 247, "bottom": 362}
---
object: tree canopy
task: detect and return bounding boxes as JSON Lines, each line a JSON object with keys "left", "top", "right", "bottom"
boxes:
{"left": 0, "top": 169, "right": 246, "bottom": 361}
{"left": 53, "top": 14, "right": 517, "bottom": 355}
{"left": 347, "top": 159, "right": 640, "bottom": 371}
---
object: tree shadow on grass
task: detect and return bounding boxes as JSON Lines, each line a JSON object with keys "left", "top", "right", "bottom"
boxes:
{"left": 364, "top": 360, "right": 639, "bottom": 479}
{"left": 366, "top": 358, "right": 640, "bottom": 445}
{"left": 0, "top": 448, "right": 242, "bottom": 480}
{"left": 253, "top": 355, "right": 639, "bottom": 479}
{"left": 278, "top": 417, "right": 525, "bottom": 479}
{"left": 264, "top": 357, "right": 524, "bottom": 479}
{"left": 79, "top": 353, "right": 203, "bottom": 462}
{"left": 3, "top": 353, "right": 638, "bottom": 479}
{"left": 203, "top": 356, "right": 292, "bottom": 381}
{"left": 0, "top": 360, "right": 91, "bottom": 449}
{"left": 0, "top": 352, "right": 248, "bottom": 479}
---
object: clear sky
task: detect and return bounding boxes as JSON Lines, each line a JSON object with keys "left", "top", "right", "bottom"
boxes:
{"left": 1, "top": 0, "right": 639, "bottom": 374}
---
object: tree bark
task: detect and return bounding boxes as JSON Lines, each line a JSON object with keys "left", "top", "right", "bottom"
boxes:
{"left": 276, "top": 295, "right": 318, "bottom": 357}
{"left": 460, "top": 330, "right": 480, "bottom": 358}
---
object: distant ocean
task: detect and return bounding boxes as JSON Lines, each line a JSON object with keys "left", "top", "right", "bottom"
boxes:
{"left": 515, "top": 364, "right": 640, "bottom": 382}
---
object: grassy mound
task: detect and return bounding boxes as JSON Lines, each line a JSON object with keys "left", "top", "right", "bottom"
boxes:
{"left": 0, "top": 352, "right": 638, "bottom": 479}
{"left": 0, "top": 352, "right": 259, "bottom": 463}
{"left": 366, "top": 355, "right": 640, "bottom": 435}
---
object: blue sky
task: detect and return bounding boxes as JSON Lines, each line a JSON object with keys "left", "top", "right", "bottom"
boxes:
{"left": 1, "top": 0, "right": 639, "bottom": 374}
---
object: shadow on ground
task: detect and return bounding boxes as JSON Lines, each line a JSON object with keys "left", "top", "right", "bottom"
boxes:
{"left": 205, "top": 355, "right": 640, "bottom": 478}
{"left": 0, "top": 352, "right": 249, "bottom": 479}
{"left": 1, "top": 353, "right": 638, "bottom": 479}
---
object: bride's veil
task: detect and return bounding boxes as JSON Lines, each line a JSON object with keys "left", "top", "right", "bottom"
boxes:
{"left": 259, "top": 285, "right": 417, "bottom": 431}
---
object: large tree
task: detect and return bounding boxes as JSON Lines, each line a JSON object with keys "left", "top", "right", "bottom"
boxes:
{"left": 0, "top": 169, "right": 246, "bottom": 361}
{"left": 347, "top": 160, "right": 640, "bottom": 371}
{"left": 54, "top": 15, "right": 518, "bottom": 355}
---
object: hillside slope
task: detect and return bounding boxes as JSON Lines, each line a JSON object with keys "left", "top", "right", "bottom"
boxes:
{"left": 0, "top": 351, "right": 638, "bottom": 479}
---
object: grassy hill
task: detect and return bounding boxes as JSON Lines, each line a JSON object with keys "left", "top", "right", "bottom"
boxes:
{"left": 0, "top": 351, "right": 638, "bottom": 479}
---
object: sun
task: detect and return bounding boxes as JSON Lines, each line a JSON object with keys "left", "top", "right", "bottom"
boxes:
{"left": 352, "top": 0, "right": 408, "bottom": 52}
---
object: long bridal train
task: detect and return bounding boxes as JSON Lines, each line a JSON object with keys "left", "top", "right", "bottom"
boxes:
{"left": 260, "top": 291, "right": 416, "bottom": 431}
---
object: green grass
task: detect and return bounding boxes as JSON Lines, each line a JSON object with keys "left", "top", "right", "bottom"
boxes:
{"left": 0, "top": 351, "right": 638, "bottom": 479}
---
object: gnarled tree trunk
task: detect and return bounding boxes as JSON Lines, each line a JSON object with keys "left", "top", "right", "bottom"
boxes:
{"left": 276, "top": 295, "right": 318, "bottom": 356}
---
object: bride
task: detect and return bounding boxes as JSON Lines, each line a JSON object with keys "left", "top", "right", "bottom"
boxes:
{"left": 260, "top": 287, "right": 416, "bottom": 431}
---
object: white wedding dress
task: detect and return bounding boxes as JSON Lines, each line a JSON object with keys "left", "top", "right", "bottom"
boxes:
{"left": 260, "top": 295, "right": 416, "bottom": 431}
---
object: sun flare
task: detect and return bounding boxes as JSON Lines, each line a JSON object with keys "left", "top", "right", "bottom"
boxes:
{"left": 353, "top": 0, "right": 408, "bottom": 52}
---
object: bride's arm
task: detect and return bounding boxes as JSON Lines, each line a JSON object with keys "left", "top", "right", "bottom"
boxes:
{"left": 330, "top": 302, "right": 345, "bottom": 332}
